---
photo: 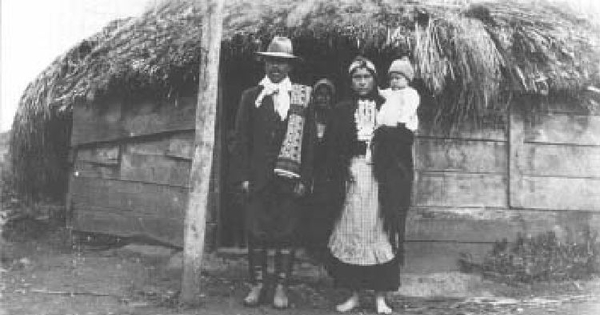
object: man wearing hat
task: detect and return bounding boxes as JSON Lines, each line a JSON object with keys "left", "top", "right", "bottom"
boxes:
{"left": 230, "top": 36, "right": 315, "bottom": 308}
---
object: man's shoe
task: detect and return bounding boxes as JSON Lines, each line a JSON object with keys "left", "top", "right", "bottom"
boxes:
{"left": 272, "top": 283, "right": 289, "bottom": 309}
{"left": 243, "top": 283, "right": 265, "bottom": 307}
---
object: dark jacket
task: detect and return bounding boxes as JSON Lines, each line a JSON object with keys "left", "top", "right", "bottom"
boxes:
{"left": 229, "top": 85, "right": 316, "bottom": 193}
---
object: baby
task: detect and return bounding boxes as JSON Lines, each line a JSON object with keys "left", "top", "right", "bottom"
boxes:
{"left": 377, "top": 57, "right": 420, "bottom": 132}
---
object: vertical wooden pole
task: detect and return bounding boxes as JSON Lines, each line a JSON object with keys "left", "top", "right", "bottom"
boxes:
{"left": 508, "top": 100, "right": 525, "bottom": 209}
{"left": 180, "top": 0, "right": 224, "bottom": 306}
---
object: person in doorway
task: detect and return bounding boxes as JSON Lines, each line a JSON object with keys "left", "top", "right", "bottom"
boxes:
{"left": 303, "top": 78, "right": 337, "bottom": 260}
{"left": 229, "top": 36, "right": 316, "bottom": 309}
{"left": 322, "top": 56, "right": 418, "bottom": 314}
{"left": 313, "top": 79, "right": 336, "bottom": 142}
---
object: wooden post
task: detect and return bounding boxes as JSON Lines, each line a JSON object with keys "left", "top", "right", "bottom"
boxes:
{"left": 508, "top": 99, "right": 525, "bottom": 209}
{"left": 180, "top": 0, "right": 224, "bottom": 306}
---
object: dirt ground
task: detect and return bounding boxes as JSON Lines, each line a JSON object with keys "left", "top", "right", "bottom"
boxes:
{"left": 1, "top": 222, "right": 599, "bottom": 315}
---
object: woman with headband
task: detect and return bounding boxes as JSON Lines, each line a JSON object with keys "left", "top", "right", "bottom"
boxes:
{"left": 303, "top": 78, "right": 337, "bottom": 260}
{"left": 322, "top": 56, "right": 416, "bottom": 314}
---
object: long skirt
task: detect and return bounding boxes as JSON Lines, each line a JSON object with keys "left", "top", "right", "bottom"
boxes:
{"left": 327, "top": 156, "right": 400, "bottom": 291}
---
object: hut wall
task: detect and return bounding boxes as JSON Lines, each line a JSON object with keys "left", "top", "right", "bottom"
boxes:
{"left": 67, "top": 94, "right": 600, "bottom": 272}
{"left": 68, "top": 96, "right": 223, "bottom": 248}
{"left": 406, "top": 114, "right": 510, "bottom": 271}
{"left": 403, "top": 97, "right": 600, "bottom": 272}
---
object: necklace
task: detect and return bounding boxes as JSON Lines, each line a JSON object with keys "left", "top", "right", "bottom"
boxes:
{"left": 354, "top": 99, "right": 377, "bottom": 142}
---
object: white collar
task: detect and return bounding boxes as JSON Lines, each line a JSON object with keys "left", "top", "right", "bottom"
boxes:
{"left": 258, "top": 76, "right": 291, "bottom": 93}
{"left": 255, "top": 76, "right": 293, "bottom": 120}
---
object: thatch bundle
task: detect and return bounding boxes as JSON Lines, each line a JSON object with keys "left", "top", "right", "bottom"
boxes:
{"left": 10, "top": 0, "right": 600, "bottom": 200}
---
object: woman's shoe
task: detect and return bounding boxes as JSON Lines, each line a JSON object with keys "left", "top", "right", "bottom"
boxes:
{"left": 375, "top": 293, "right": 392, "bottom": 314}
{"left": 336, "top": 292, "right": 360, "bottom": 313}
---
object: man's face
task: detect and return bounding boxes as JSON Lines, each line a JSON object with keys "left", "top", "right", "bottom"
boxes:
{"left": 351, "top": 68, "right": 375, "bottom": 96}
{"left": 264, "top": 58, "right": 293, "bottom": 83}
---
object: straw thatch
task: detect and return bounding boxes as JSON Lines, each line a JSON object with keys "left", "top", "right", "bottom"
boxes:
{"left": 10, "top": 0, "right": 600, "bottom": 200}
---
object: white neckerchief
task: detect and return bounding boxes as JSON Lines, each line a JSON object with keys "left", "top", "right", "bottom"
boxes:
{"left": 255, "top": 76, "right": 292, "bottom": 120}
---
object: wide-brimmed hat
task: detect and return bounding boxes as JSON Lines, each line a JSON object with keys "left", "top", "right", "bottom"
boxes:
{"left": 256, "top": 36, "right": 300, "bottom": 60}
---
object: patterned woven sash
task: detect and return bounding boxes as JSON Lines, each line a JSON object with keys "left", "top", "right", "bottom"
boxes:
{"left": 274, "top": 84, "right": 312, "bottom": 179}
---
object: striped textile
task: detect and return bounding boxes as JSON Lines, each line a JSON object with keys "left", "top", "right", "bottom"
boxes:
{"left": 328, "top": 156, "right": 395, "bottom": 266}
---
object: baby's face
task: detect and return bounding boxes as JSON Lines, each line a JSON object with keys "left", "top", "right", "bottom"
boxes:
{"left": 389, "top": 72, "right": 408, "bottom": 90}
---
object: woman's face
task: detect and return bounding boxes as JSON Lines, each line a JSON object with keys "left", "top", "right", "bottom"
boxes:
{"left": 314, "top": 86, "right": 332, "bottom": 109}
{"left": 351, "top": 67, "right": 375, "bottom": 96}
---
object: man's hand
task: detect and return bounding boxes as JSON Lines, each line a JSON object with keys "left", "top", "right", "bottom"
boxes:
{"left": 293, "top": 182, "right": 307, "bottom": 197}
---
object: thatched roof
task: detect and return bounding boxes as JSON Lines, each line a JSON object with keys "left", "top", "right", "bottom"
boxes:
{"left": 10, "top": 0, "right": 600, "bottom": 200}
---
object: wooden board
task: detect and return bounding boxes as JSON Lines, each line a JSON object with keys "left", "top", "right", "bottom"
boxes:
{"left": 73, "top": 209, "right": 184, "bottom": 246}
{"left": 70, "top": 177, "right": 188, "bottom": 217}
{"left": 71, "top": 97, "right": 197, "bottom": 146}
{"left": 119, "top": 132, "right": 194, "bottom": 159}
{"left": 123, "top": 138, "right": 171, "bottom": 156}
{"left": 543, "top": 100, "right": 595, "bottom": 115}
{"left": 72, "top": 133, "right": 196, "bottom": 186}
{"left": 76, "top": 144, "right": 120, "bottom": 165}
{"left": 415, "top": 138, "right": 506, "bottom": 173}
{"left": 514, "top": 176, "right": 600, "bottom": 211}
{"left": 508, "top": 109, "right": 525, "bottom": 208}
{"left": 520, "top": 143, "right": 600, "bottom": 178}
{"left": 405, "top": 206, "right": 600, "bottom": 243}
{"left": 406, "top": 207, "right": 520, "bottom": 243}
{"left": 414, "top": 172, "right": 507, "bottom": 207}
{"left": 120, "top": 153, "right": 191, "bottom": 187}
{"left": 122, "top": 98, "right": 196, "bottom": 137}
{"left": 73, "top": 208, "right": 218, "bottom": 248}
{"left": 72, "top": 100, "right": 126, "bottom": 146}
{"left": 525, "top": 113, "right": 600, "bottom": 146}
{"left": 74, "top": 161, "right": 120, "bottom": 180}
{"left": 167, "top": 132, "right": 194, "bottom": 160}
{"left": 402, "top": 242, "right": 492, "bottom": 273}
{"left": 418, "top": 117, "right": 506, "bottom": 141}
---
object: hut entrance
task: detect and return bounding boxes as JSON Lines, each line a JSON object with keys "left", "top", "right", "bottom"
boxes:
{"left": 216, "top": 42, "right": 404, "bottom": 248}
{"left": 217, "top": 56, "right": 261, "bottom": 248}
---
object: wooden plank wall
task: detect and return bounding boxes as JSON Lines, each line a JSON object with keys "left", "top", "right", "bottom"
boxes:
{"left": 509, "top": 100, "right": 600, "bottom": 243}
{"left": 409, "top": 118, "right": 511, "bottom": 244}
{"left": 407, "top": 101, "right": 600, "bottom": 270}
{"left": 69, "top": 95, "right": 600, "bottom": 271}
{"left": 516, "top": 110, "right": 600, "bottom": 210}
{"left": 70, "top": 96, "right": 222, "bottom": 247}
{"left": 71, "top": 97, "right": 197, "bottom": 145}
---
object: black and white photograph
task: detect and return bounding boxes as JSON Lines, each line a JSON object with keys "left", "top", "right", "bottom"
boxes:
{"left": 1, "top": 0, "right": 599, "bottom": 314}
